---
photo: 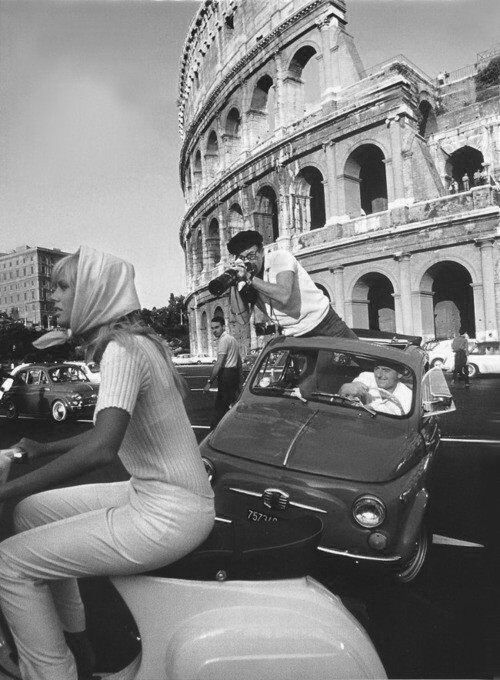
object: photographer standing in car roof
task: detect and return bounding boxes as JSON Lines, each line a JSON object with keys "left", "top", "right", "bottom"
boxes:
{"left": 225, "top": 230, "right": 357, "bottom": 339}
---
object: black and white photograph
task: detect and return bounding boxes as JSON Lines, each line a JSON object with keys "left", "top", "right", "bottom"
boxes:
{"left": 0, "top": 1, "right": 499, "bottom": 678}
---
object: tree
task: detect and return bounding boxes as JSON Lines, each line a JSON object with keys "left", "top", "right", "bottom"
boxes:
{"left": 140, "top": 294, "right": 189, "bottom": 348}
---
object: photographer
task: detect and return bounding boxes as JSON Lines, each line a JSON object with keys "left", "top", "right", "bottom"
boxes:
{"left": 225, "top": 230, "right": 357, "bottom": 339}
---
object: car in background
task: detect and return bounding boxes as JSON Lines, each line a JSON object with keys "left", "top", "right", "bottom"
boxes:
{"left": 200, "top": 335, "right": 455, "bottom": 583}
{"left": 173, "top": 354, "right": 216, "bottom": 365}
{"left": 64, "top": 360, "right": 101, "bottom": 385}
{"left": 422, "top": 338, "right": 477, "bottom": 370}
{"left": 466, "top": 342, "right": 500, "bottom": 378}
{"left": 8, "top": 362, "right": 98, "bottom": 422}
{"left": 172, "top": 353, "right": 196, "bottom": 365}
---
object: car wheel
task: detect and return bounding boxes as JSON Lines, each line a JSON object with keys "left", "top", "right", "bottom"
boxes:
{"left": 430, "top": 358, "right": 444, "bottom": 368}
{"left": 395, "top": 524, "right": 429, "bottom": 583}
{"left": 465, "top": 363, "right": 478, "bottom": 378}
{"left": 51, "top": 400, "right": 68, "bottom": 422}
{"left": 3, "top": 398, "right": 19, "bottom": 421}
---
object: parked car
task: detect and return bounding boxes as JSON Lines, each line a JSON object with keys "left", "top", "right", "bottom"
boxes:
{"left": 422, "top": 337, "right": 477, "bottom": 370}
{"left": 466, "top": 341, "right": 500, "bottom": 377}
{"left": 172, "top": 353, "right": 196, "bottom": 365}
{"left": 8, "top": 362, "right": 98, "bottom": 422}
{"left": 200, "top": 335, "right": 455, "bottom": 582}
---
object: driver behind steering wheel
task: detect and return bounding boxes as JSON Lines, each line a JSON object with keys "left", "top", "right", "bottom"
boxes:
{"left": 339, "top": 364, "right": 412, "bottom": 415}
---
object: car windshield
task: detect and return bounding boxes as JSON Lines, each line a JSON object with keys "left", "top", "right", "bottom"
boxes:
{"left": 250, "top": 347, "right": 415, "bottom": 418}
{"left": 49, "top": 366, "right": 88, "bottom": 383}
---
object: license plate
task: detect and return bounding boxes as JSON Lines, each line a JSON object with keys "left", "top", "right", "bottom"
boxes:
{"left": 246, "top": 508, "right": 278, "bottom": 523}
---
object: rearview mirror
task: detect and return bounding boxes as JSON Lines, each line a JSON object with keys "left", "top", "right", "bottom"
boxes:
{"left": 421, "top": 367, "right": 456, "bottom": 418}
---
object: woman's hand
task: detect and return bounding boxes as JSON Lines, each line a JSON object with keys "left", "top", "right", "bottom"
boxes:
{"left": 11, "top": 438, "right": 47, "bottom": 462}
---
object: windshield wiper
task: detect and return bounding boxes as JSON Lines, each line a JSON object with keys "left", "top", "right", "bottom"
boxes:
{"left": 310, "top": 391, "right": 377, "bottom": 417}
{"left": 253, "top": 385, "right": 307, "bottom": 403}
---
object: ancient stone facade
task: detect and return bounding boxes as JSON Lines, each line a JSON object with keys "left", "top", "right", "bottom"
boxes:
{"left": 178, "top": 0, "right": 500, "bottom": 357}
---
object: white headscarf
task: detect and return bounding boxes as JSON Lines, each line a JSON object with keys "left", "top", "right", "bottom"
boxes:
{"left": 33, "top": 246, "right": 141, "bottom": 349}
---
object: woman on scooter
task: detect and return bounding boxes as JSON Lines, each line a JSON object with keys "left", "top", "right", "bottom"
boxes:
{"left": 0, "top": 246, "right": 215, "bottom": 680}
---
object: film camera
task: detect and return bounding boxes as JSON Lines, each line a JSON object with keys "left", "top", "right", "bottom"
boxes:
{"left": 208, "top": 262, "right": 256, "bottom": 297}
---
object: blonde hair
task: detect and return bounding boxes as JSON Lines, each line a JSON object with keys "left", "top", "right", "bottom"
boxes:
{"left": 51, "top": 251, "right": 189, "bottom": 402}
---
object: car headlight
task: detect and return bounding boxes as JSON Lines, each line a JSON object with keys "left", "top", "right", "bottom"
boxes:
{"left": 352, "top": 495, "right": 386, "bottom": 528}
{"left": 202, "top": 457, "right": 215, "bottom": 485}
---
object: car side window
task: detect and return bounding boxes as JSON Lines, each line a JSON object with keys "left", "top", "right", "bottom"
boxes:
{"left": 40, "top": 372, "right": 49, "bottom": 385}
{"left": 27, "top": 370, "right": 41, "bottom": 385}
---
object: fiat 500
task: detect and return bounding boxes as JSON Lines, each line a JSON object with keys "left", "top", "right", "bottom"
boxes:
{"left": 200, "top": 335, "right": 455, "bottom": 582}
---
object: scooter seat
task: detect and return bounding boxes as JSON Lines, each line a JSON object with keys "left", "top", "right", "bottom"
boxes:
{"left": 146, "top": 515, "right": 323, "bottom": 581}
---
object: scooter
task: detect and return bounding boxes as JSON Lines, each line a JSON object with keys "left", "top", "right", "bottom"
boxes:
{"left": 0, "top": 450, "right": 386, "bottom": 680}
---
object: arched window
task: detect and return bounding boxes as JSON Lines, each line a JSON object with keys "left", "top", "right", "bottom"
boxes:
{"left": 205, "top": 130, "right": 219, "bottom": 180}
{"left": 352, "top": 273, "right": 395, "bottom": 332}
{"left": 249, "top": 75, "right": 275, "bottom": 144}
{"left": 193, "top": 150, "right": 202, "bottom": 188}
{"left": 445, "top": 145, "right": 484, "bottom": 191}
{"left": 228, "top": 203, "right": 244, "bottom": 239}
{"left": 255, "top": 186, "right": 279, "bottom": 244}
{"left": 295, "top": 167, "right": 326, "bottom": 231}
{"left": 286, "top": 46, "right": 320, "bottom": 120}
{"left": 344, "top": 145, "right": 388, "bottom": 217}
{"left": 195, "top": 229, "right": 203, "bottom": 275}
{"left": 224, "top": 108, "right": 242, "bottom": 161}
{"left": 207, "top": 218, "right": 221, "bottom": 268}
{"left": 421, "top": 262, "right": 475, "bottom": 339}
{"left": 418, "top": 100, "right": 438, "bottom": 137}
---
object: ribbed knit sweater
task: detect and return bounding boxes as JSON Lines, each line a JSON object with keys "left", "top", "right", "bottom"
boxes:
{"left": 94, "top": 335, "right": 213, "bottom": 498}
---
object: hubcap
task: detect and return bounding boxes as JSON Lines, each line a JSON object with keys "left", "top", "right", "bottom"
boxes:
{"left": 52, "top": 402, "right": 67, "bottom": 421}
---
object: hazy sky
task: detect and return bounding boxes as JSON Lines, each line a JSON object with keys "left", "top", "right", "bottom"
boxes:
{"left": 1, "top": 0, "right": 498, "bottom": 308}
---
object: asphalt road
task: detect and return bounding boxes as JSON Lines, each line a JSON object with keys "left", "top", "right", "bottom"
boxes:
{"left": 0, "top": 367, "right": 498, "bottom": 678}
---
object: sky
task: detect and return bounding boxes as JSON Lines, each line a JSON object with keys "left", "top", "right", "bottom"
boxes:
{"left": 0, "top": 0, "right": 499, "bottom": 309}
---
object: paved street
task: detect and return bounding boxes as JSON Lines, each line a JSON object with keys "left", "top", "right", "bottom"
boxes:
{"left": 0, "top": 367, "right": 498, "bottom": 678}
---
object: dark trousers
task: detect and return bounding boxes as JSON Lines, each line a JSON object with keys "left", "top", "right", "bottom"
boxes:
{"left": 212, "top": 367, "right": 241, "bottom": 429}
{"left": 453, "top": 350, "right": 469, "bottom": 385}
{"left": 300, "top": 305, "right": 358, "bottom": 339}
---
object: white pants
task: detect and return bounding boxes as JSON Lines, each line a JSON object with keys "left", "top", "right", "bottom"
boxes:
{"left": 0, "top": 481, "right": 215, "bottom": 680}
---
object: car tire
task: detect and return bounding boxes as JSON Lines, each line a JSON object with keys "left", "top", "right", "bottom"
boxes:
{"left": 395, "top": 524, "right": 430, "bottom": 584}
{"left": 465, "top": 363, "right": 478, "bottom": 378}
{"left": 430, "top": 358, "right": 444, "bottom": 369}
{"left": 51, "top": 400, "right": 68, "bottom": 423}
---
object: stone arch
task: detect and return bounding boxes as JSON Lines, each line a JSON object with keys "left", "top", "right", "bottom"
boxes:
{"left": 206, "top": 217, "right": 221, "bottom": 268}
{"left": 254, "top": 185, "right": 279, "bottom": 244}
{"left": 248, "top": 74, "right": 276, "bottom": 143}
{"left": 286, "top": 44, "right": 321, "bottom": 119}
{"left": 417, "top": 100, "right": 438, "bottom": 137}
{"left": 294, "top": 166, "right": 326, "bottom": 231}
{"left": 351, "top": 271, "right": 396, "bottom": 331}
{"left": 224, "top": 107, "right": 242, "bottom": 162}
{"left": 227, "top": 202, "right": 244, "bottom": 238}
{"left": 194, "top": 228, "right": 203, "bottom": 276}
{"left": 445, "top": 145, "right": 484, "bottom": 191}
{"left": 193, "top": 149, "right": 202, "bottom": 189}
{"left": 344, "top": 144, "right": 388, "bottom": 217}
{"left": 205, "top": 129, "right": 219, "bottom": 179}
{"left": 200, "top": 310, "right": 209, "bottom": 354}
{"left": 213, "top": 305, "right": 224, "bottom": 320}
{"left": 419, "top": 260, "right": 475, "bottom": 339}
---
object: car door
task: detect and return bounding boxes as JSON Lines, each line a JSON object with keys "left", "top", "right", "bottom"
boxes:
{"left": 23, "top": 368, "right": 48, "bottom": 415}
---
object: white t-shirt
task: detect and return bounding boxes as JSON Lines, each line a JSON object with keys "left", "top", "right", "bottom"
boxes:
{"left": 262, "top": 250, "right": 329, "bottom": 336}
{"left": 354, "top": 371, "right": 413, "bottom": 415}
{"left": 217, "top": 331, "right": 240, "bottom": 368}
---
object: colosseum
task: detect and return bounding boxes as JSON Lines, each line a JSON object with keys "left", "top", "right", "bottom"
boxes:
{"left": 178, "top": 0, "right": 500, "bottom": 357}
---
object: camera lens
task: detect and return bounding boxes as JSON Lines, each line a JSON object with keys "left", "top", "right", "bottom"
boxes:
{"left": 208, "top": 269, "right": 238, "bottom": 297}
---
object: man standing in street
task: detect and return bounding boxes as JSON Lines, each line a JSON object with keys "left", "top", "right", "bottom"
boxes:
{"left": 203, "top": 315, "right": 242, "bottom": 428}
{"left": 227, "top": 230, "right": 357, "bottom": 339}
{"left": 451, "top": 329, "right": 470, "bottom": 388}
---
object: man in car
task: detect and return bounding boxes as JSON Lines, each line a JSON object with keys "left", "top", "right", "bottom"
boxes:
{"left": 227, "top": 230, "right": 357, "bottom": 339}
{"left": 339, "top": 364, "right": 412, "bottom": 415}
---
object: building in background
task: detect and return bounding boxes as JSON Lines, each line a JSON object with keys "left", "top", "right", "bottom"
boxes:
{"left": 178, "top": 0, "right": 500, "bottom": 356}
{"left": 0, "top": 245, "right": 69, "bottom": 328}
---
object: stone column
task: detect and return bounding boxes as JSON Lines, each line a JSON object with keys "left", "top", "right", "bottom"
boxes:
{"left": 317, "top": 15, "right": 338, "bottom": 100}
{"left": 471, "top": 282, "right": 486, "bottom": 340}
{"left": 324, "top": 142, "right": 339, "bottom": 219}
{"left": 395, "top": 252, "right": 413, "bottom": 334}
{"left": 476, "top": 238, "right": 498, "bottom": 341}
{"left": 386, "top": 116, "right": 405, "bottom": 206}
{"left": 330, "top": 266, "right": 345, "bottom": 319}
{"left": 392, "top": 292, "right": 403, "bottom": 334}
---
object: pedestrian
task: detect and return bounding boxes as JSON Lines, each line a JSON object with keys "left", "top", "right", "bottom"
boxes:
{"left": 451, "top": 329, "right": 470, "bottom": 388}
{"left": 0, "top": 246, "right": 214, "bottom": 680}
{"left": 203, "top": 315, "right": 241, "bottom": 428}
{"left": 227, "top": 230, "right": 357, "bottom": 339}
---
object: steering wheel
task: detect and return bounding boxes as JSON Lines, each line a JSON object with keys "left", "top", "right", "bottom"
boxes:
{"left": 368, "top": 387, "right": 405, "bottom": 415}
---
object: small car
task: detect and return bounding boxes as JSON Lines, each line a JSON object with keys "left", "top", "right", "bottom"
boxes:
{"left": 8, "top": 362, "right": 98, "bottom": 422}
{"left": 422, "top": 337, "right": 477, "bottom": 371}
{"left": 466, "top": 341, "right": 500, "bottom": 377}
{"left": 64, "top": 360, "right": 101, "bottom": 385}
{"left": 200, "top": 335, "right": 455, "bottom": 582}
